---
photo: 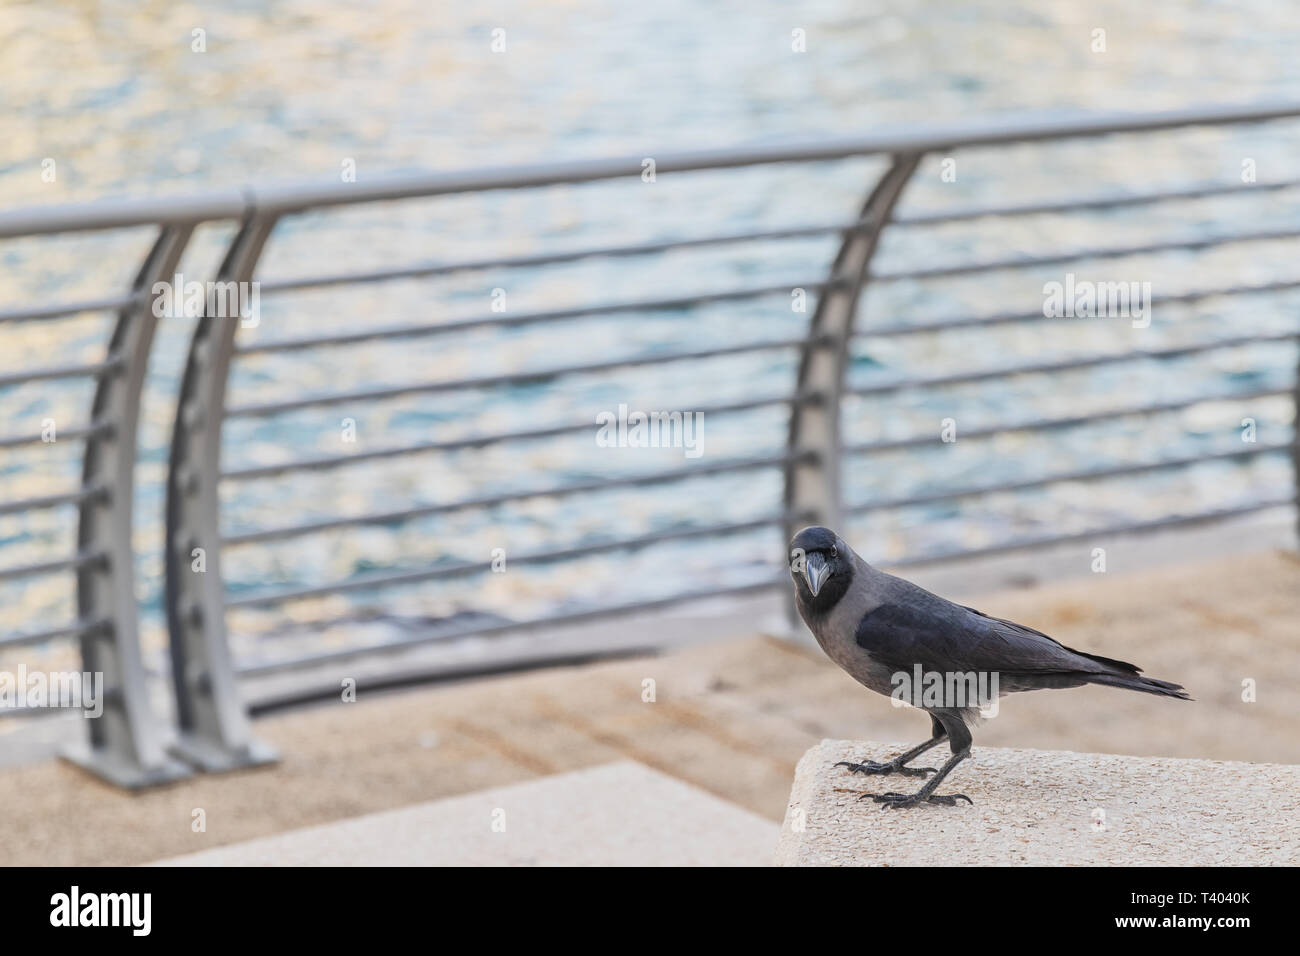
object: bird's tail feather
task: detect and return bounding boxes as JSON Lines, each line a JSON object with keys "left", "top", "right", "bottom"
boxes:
{"left": 1083, "top": 672, "right": 1192, "bottom": 700}
{"left": 1059, "top": 643, "right": 1192, "bottom": 700}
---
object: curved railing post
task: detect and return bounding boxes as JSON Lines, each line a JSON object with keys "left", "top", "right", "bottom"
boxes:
{"left": 65, "top": 224, "right": 196, "bottom": 788}
{"left": 1293, "top": 343, "right": 1300, "bottom": 544}
{"left": 165, "top": 215, "right": 279, "bottom": 772}
{"left": 783, "top": 153, "right": 921, "bottom": 622}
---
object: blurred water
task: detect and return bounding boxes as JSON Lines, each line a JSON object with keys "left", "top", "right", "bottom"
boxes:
{"left": 1, "top": 0, "right": 1298, "bottom": 673}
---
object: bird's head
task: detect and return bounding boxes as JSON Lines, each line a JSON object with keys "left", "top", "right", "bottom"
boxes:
{"left": 789, "top": 525, "right": 852, "bottom": 608}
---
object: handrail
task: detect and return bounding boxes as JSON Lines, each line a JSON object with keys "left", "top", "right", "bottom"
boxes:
{"left": 892, "top": 177, "right": 1300, "bottom": 224}
{"left": 234, "top": 280, "right": 842, "bottom": 353}
{"left": 259, "top": 219, "right": 871, "bottom": 293}
{"left": 226, "top": 336, "right": 835, "bottom": 417}
{"left": 222, "top": 450, "right": 815, "bottom": 546}
{"left": 847, "top": 442, "right": 1290, "bottom": 514}
{"left": 1, "top": 101, "right": 1298, "bottom": 787}
{"left": 847, "top": 331, "right": 1299, "bottom": 397}
{"left": 219, "top": 391, "right": 821, "bottom": 481}
{"left": 844, "top": 385, "right": 1293, "bottom": 454}
{"left": 225, "top": 512, "right": 809, "bottom": 610}
{"left": 5, "top": 101, "right": 1298, "bottom": 236}
{"left": 854, "top": 278, "right": 1300, "bottom": 338}
{"left": 874, "top": 225, "right": 1300, "bottom": 282}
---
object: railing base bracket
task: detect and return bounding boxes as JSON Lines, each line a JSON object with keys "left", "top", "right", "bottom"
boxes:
{"left": 170, "top": 734, "right": 279, "bottom": 774}
{"left": 60, "top": 742, "right": 194, "bottom": 791}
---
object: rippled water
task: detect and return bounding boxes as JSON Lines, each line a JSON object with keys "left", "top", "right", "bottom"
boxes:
{"left": 2, "top": 1, "right": 1299, "bottom": 674}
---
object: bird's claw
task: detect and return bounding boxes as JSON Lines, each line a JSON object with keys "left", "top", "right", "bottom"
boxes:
{"left": 862, "top": 790, "right": 973, "bottom": 808}
{"left": 835, "top": 759, "right": 937, "bottom": 778}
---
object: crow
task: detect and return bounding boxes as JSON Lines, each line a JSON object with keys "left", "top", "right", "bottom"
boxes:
{"left": 789, "top": 526, "right": 1190, "bottom": 808}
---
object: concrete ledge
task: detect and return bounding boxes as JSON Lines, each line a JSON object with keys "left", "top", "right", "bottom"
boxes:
{"left": 777, "top": 740, "right": 1300, "bottom": 866}
{"left": 153, "top": 761, "right": 777, "bottom": 866}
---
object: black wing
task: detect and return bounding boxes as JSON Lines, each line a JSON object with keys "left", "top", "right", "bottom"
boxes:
{"left": 854, "top": 579, "right": 1140, "bottom": 677}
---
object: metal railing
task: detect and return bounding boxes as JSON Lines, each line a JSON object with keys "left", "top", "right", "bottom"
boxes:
{"left": 2, "top": 102, "right": 1298, "bottom": 787}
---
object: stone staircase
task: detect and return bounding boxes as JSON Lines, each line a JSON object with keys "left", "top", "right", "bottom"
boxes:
{"left": 153, "top": 761, "right": 777, "bottom": 866}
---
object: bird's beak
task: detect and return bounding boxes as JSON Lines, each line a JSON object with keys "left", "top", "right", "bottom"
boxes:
{"left": 803, "top": 552, "right": 832, "bottom": 597}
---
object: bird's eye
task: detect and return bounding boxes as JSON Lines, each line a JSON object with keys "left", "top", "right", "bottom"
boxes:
{"left": 830, "top": 546, "right": 838, "bottom": 558}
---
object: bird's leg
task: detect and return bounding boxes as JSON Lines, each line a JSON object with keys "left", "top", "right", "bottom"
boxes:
{"left": 867, "top": 748, "right": 972, "bottom": 808}
{"left": 864, "top": 715, "right": 974, "bottom": 807}
{"left": 835, "top": 732, "right": 945, "bottom": 778}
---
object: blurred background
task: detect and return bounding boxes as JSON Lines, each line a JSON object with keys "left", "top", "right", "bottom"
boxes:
{"left": 0, "top": 1, "right": 1298, "bottom": 865}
